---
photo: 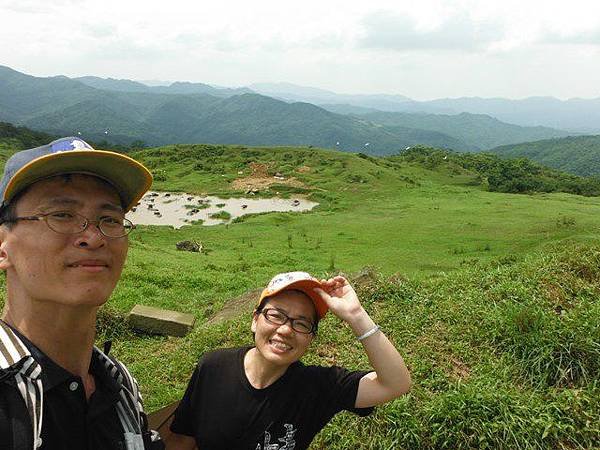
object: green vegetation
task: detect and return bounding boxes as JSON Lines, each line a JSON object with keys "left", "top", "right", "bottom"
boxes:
{"left": 0, "top": 122, "right": 56, "bottom": 150}
{"left": 490, "top": 135, "right": 600, "bottom": 177}
{"left": 209, "top": 210, "right": 231, "bottom": 220}
{"left": 1, "top": 129, "right": 599, "bottom": 448}
{"left": 395, "top": 146, "right": 600, "bottom": 196}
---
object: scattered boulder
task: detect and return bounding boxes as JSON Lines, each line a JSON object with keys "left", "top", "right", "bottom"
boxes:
{"left": 176, "top": 240, "right": 202, "bottom": 252}
{"left": 241, "top": 204, "right": 248, "bottom": 209}
{"left": 129, "top": 304, "right": 195, "bottom": 337}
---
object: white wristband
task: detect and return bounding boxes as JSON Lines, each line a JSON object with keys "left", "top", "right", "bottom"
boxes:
{"left": 356, "top": 325, "right": 380, "bottom": 341}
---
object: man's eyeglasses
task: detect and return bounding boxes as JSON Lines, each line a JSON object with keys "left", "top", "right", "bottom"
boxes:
{"left": 259, "top": 308, "right": 316, "bottom": 334}
{"left": 1, "top": 211, "right": 134, "bottom": 238}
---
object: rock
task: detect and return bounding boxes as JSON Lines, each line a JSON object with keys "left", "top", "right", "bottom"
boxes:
{"left": 187, "top": 197, "right": 193, "bottom": 201}
{"left": 176, "top": 240, "right": 201, "bottom": 252}
{"left": 129, "top": 304, "right": 195, "bottom": 337}
{"left": 241, "top": 204, "right": 248, "bottom": 209}
{"left": 132, "top": 207, "right": 137, "bottom": 212}
{"left": 165, "top": 193, "right": 170, "bottom": 197}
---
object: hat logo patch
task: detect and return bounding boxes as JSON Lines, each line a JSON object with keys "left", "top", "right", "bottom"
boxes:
{"left": 267, "top": 271, "right": 313, "bottom": 291}
{"left": 51, "top": 139, "right": 93, "bottom": 153}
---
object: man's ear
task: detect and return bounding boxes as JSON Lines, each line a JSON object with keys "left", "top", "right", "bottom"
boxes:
{"left": 0, "top": 228, "right": 12, "bottom": 271}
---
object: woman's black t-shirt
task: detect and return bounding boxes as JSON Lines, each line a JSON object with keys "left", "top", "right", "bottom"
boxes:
{"left": 170, "top": 346, "right": 373, "bottom": 450}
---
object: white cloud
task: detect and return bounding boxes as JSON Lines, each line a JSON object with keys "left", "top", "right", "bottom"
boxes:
{"left": 1, "top": 0, "right": 600, "bottom": 98}
{"left": 359, "top": 11, "right": 505, "bottom": 52}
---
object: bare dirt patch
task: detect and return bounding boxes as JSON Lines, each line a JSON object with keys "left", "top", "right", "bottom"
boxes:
{"left": 449, "top": 356, "right": 471, "bottom": 380}
{"left": 231, "top": 162, "right": 307, "bottom": 192}
{"left": 204, "top": 288, "right": 262, "bottom": 326}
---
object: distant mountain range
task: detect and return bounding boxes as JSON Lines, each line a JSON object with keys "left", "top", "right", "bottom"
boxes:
{"left": 76, "top": 76, "right": 252, "bottom": 97}
{"left": 0, "top": 65, "right": 584, "bottom": 154}
{"left": 341, "top": 111, "right": 569, "bottom": 151}
{"left": 250, "top": 83, "right": 600, "bottom": 133}
{"left": 489, "top": 135, "right": 600, "bottom": 177}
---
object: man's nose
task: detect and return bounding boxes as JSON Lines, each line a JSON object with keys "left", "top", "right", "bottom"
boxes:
{"left": 73, "top": 223, "right": 106, "bottom": 248}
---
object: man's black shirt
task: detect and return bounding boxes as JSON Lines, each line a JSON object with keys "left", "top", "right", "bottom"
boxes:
{"left": 0, "top": 328, "right": 128, "bottom": 450}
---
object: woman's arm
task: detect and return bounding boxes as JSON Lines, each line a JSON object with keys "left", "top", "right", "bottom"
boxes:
{"left": 315, "top": 276, "right": 412, "bottom": 408}
{"left": 164, "top": 433, "right": 198, "bottom": 450}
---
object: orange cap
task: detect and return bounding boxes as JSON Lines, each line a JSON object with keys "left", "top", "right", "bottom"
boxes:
{"left": 258, "top": 271, "right": 328, "bottom": 319}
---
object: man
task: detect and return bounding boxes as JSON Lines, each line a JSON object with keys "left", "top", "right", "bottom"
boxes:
{"left": 0, "top": 137, "right": 163, "bottom": 449}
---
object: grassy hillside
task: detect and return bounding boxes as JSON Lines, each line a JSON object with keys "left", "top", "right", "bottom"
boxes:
{"left": 490, "top": 135, "right": 600, "bottom": 177}
{"left": 0, "top": 135, "right": 598, "bottom": 448}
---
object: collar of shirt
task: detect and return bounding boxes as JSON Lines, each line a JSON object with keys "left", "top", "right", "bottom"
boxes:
{"left": 7, "top": 324, "right": 121, "bottom": 395}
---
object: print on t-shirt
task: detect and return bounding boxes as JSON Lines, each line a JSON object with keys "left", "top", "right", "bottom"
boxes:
{"left": 255, "top": 423, "right": 297, "bottom": 450}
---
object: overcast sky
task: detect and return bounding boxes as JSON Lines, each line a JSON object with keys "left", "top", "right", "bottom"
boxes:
{"left": 1, "top": 0, "right": 599, "bottom": 100}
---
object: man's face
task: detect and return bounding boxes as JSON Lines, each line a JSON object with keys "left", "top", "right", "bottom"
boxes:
{"left": 0, "top": 174, "right": 129, "bottom": 308}
{"left": 251, "top": 290, "right": 316, "bottom": 367}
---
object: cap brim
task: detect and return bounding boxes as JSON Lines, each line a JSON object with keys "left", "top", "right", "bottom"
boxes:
{"left": 260, "top": 279, "right": 329, "bottom": 319}
{"left": 3, "top": 150, "right": 152, "bottom": 211}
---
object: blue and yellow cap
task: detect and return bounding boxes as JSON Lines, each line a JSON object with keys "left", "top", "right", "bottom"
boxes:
{"left": 0, "top": 137, "right": 152, "bottom": 212}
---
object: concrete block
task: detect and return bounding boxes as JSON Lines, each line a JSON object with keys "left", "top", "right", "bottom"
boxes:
{"left": 129, "top": 304, "right": 195, "bottom": 337}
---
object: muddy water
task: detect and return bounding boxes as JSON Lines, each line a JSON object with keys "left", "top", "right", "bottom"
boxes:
{"left": 127, "top": 191, "right": 318, "bottom": 228}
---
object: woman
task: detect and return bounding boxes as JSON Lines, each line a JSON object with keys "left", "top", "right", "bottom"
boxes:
{"left": 167, "top": 271, "right": 411, "bottom": 449}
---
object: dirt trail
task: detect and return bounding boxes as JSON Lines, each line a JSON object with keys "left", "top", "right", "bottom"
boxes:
{"left": 204, "top": 288, "right": 262, "bottom": 325}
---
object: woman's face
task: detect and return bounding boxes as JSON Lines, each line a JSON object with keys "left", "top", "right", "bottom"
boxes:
{"left": 251, "top": 290, "right": 316, "bottom": 368}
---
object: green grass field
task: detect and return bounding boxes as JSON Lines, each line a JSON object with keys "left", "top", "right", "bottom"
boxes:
{"left": 1, "top": 141, "right": 599, "bottom": 448}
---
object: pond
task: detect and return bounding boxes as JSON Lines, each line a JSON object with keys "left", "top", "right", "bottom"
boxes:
{"left": 126, "top": 191, "right": 319, "bottom": 228}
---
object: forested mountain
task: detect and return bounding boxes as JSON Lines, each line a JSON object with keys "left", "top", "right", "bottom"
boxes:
{"left": 0, "top": 66, "right": 585, "bottom": 154}
{"left": 0, "top": 66, "right": 469, "bottom": 153}
{"left": 489, "top": 135, "right": 600, "bottom": 176}
{"left": 347, "top": 111, "right": 572, "bottom": 151}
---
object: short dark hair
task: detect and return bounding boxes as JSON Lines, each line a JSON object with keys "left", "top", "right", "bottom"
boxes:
{"left": 0, "top": 185, "right": 31, "bottom": 229}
